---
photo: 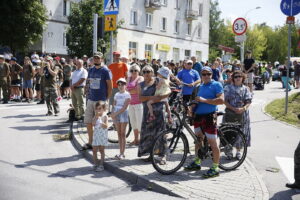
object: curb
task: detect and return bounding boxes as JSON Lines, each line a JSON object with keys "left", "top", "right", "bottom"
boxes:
{"left": 261, "top": 96, "right": 300, "bottom": 130}
{"left": 69, "top": 122, "right": 182, "bottom": 198}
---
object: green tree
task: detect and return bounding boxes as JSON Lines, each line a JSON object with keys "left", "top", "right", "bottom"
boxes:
{"left": 245, "top": 24, "right": 267, "bottom": 61}
{"left": 0, "top": 0, "right": 47, "bottom": 54}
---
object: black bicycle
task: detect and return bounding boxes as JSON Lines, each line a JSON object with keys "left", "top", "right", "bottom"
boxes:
{"left": 150, "top": 97, "right": 247, "bottom": 175}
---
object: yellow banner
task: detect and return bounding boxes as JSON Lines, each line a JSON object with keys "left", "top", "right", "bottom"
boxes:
{"left": 157, "top": 44, "right": 170, "bottom": 52}
{"left": 105, "top": 15, "right": 117, "bottom": 31}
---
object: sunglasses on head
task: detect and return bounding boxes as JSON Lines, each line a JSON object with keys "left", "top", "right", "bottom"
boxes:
{"left": 143, "top": 70, "right": 152, "bottom": 74}
{"left": 201, "top": 73, "right": 212, "bottom": 76}
{"left": 130, "top": 70, "right": 138, "bottom": 73}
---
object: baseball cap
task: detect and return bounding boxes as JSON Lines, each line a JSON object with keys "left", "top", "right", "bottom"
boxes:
{"left": 11, "top": 57, "right": 17, "bottom": 61}
{"left": 113, "top": 51, "right": 121, "bottom": 55}
{"left": 116, "top": 78, "right": 127, "bottom": 84}
{"left": 93, "top": 52, "right": 103, "bottom": 58}
{"left": 82, "top": 55, "right": 88, "bottom": 58}
{"left": 201, "top": 66, "right": 213, "bottom": 73}
{"left": 186, "top": 60, "right": 193, "bottom": 64}
{"left": 0, "top": 55, "right": 4, "bottom": 59}
{"left": 157, "top": 67, "right": 171, "bottom": 79}
{"left": 246, "top": 50, "right": 252, "bottom": 54}
{"left": 60, "top": 58, "right": 66, "bottom": 64}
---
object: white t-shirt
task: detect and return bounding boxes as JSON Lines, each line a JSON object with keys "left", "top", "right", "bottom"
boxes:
{"left": 114, "top": 91, "right": 131, "bottom": 109}
{"left": 71, "top": 68, "right": 88, "bottom": 86}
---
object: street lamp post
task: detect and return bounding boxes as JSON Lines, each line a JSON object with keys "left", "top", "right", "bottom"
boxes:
{"left": 240, "top": 7, "right": 261, "bottom": 63}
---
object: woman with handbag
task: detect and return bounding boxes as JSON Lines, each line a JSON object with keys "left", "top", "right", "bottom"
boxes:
{"left": 223, "top": 70, "right": 252, "bottom": 160}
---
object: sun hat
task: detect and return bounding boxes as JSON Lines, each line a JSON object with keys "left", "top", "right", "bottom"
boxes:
{"left": 201, "top": 66, "right": 213, "bottom": 73}
{"left": 157, "top": 67, "right": 171, "bottom": 79}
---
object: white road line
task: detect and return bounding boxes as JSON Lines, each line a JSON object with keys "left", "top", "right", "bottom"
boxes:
{"left": 276, "top": 156, "right": 294, "bottom": 183}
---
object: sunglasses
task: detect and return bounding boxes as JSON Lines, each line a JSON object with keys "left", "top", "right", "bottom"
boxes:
{"left": 234, "top": 76, "right": 242, "bottom": 78}
{"left": 118, "top": 83, "right": 126, "bottom": 86}
{"left": 187, "top": 63, "right": 193, "bottom": 65}
{"left": 201, "top": 73, "right": 212, "bottom": 76}
{"left": 143, "top": 71, "right": 152, "bottom": 74}
{"left": 130, "top": 70, "right": 138, "bottom": 73}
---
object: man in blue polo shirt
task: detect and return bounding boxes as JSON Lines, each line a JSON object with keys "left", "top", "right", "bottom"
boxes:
{"left": 83, "top": 52, "right": 112, "bottom": 150}
{"left": 176, "top": 60, "right": 201, "bottom": 103}
{"left": 184, "top": 66, "right": 224, "bottom": 178}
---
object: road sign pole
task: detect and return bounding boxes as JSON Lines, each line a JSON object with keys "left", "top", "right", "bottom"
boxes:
{"left": 240, "top": 41, "right": 245, "bottom": 63}
{"left": 285, "top": 23, "right": 292, "bottom": 114}
{"left": 93, "top": 13, "right": 98, "bottom": 53}
{"left": 109, "top": 31, "right": 113, "bottom": 65}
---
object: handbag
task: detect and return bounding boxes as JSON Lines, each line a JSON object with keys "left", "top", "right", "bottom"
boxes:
{"left": 223, "top": 108, "right": 243, "bottom": 123}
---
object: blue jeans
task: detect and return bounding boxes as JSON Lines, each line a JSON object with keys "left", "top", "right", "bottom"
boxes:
{"left": 281, "top": 76, "right": 292, "bottom": 90}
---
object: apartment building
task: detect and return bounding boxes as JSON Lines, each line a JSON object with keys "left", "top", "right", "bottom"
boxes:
{"left": 31, "top": 0, "right": 77, "bottom": 55}
{"left": 115, "top": 0, "right": 209, "bottom": 62}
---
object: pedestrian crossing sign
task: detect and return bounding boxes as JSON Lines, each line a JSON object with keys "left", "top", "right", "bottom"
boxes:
{"left": 105, "top": 15, "right": 117, "bottom": 31}
{"left": 104, "top": 0, "right": 119, "bottom": 15}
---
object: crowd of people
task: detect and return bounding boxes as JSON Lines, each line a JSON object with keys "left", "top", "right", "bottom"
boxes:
{"left": 0, "top": 50, "right": 299, "bottom": 176}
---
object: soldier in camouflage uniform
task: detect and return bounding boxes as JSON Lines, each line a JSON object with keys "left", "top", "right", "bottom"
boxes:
{"left": 0, "top": 55, "right": 10, "bottom": 104}
{"left": 43, "top": 56, "right": 60, "bottom": 116}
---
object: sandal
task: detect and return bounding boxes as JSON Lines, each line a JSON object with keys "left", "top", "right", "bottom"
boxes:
{"left": 115, "top": 154, "right": 121, "bottom": 160}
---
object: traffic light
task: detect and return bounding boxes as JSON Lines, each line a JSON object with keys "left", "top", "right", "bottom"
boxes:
{"left": 97, "top": 17, "right": 104, "bottom": 39}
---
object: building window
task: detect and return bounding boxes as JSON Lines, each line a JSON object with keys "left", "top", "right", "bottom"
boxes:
{"left": 184, "top": 50, "right": 191, "bottom": 59}
{"left": 161, "top": 17, "right": 167, "bottom": 31}
{"left": 199, "top": 3, "right": 203, "bottom": 16}
{"left": 63, "top": 0, "right": 67, "bottom": 16}
{"left": 146, "top": 13, "right": 152, "bottom": 28}
{"left": 145, "top": 44, "right": 153, "bottom": 61}
{"left": 129, "top": 42, "right": 138, "bottom": 60}
{"left": 196, "top": 51, "right": 202, "bottom": 62}
{"left": 197, "top": 24, "right": 202, "bottom": 38}
{"left": 173, "top": 48, "right": 180, "bottom": 63}
{"left": 175, "top": 0, "right": 179, "bottom": 9}
{"left": 130, "top": 10, "right": 137, "bottom": 25}
{"left": 63, "top": 32, "right": 67, "bottom": 46}
{"left": 175, "top": 20, "right": 179, "bottom": 34}
{"left": 161, "top": 0, "right": 167, "bottom": 6}
{"left": 187, "top": 22, "right": 192, "bottom": 35}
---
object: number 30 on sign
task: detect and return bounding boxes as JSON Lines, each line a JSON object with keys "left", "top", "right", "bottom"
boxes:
{"left": 232, "top": 18, "right": 247, "bottom": 35}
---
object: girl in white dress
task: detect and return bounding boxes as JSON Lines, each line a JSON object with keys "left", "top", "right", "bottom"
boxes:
{"left": 92, "top": 102, "right": 108, "bottom": 172}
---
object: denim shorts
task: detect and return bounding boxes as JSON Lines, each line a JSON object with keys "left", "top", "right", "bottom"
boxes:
{"left": 113, "top": 107, "right": 129, "bottom": 123}
{"left": 23, "top": 80, "right": 33, "bottom": 89}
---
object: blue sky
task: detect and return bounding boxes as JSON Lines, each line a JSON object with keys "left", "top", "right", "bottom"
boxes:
{"left": 218, "top": 0, "right": 300, "bottom": 27}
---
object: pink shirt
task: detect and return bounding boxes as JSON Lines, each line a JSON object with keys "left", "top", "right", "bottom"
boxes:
{"left": 127, "top": 77, "right": 142, "bottom": 105}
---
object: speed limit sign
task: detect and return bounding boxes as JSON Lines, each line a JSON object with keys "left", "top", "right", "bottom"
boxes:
{"left": 232, "top": 18, "right": 247, "bottom": 35}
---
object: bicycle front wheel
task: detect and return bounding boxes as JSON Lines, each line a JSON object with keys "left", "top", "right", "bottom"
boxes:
{"left": 218, "top": 126, "right": 247, "bottom": 171}
{"left": 151, "top": 130, "right": 188, "bottom": 175}
{"left": 107, "top": 119, "right": 131, "bottom": 143}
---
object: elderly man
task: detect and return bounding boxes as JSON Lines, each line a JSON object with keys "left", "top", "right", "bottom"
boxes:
{"left": 0, "top": 55, "right": 10, "bottom": 104}
{"left": 82, "top": 52, "right": 112, "bottom": 150}
{"left": 71, "top": 59, "right": 88, "bottom": 121}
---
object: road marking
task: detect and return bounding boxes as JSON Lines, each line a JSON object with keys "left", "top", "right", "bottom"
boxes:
{"left": 276, "top": 156, "right": 294, "bottom": 183}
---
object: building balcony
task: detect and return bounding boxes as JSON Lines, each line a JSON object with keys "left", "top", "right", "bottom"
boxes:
{"left": 145, "top": 0, "right": 162, "bottom": 10}
{"left": 185, "top": 9, "right": 199, "bottom": 20}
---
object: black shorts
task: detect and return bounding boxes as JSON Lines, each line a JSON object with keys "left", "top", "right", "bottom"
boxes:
{"left": 35, "top": 84, "right": 41, "bottom": 91}
{"left": 61, "top": 80, "right": 70, "bottom": 88}
{"left": 11, "top": 79, "right": 21, "bottom": 86}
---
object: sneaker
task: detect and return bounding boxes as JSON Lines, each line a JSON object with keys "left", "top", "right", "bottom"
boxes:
{"left": 54, "top": 112, "right": 60, "bottom": 116}
{"left": 203, "top": 167, "right": 220, "bottom": 178}
{"left": 236, "top": 152, "right": 242, "bottom": 160}
{"left": 46, "top": 112, "right": 53, "bottom": 116}
{"left": 81, "top": 143, "right": 92, "bottom": 150}
{"left": 184, "top": 160, "right": 201, "bottom": 171}
{"left": 37, "top": 100, "right": 45, "bottom": 104}
{"left": 95, "top": 165, "right": 104, "bottom": 172}
{"left": 92, "top": 165, "right": 97, "bottom": 171}
{"left": 225, "top": 150, "right": 233, "bottom": 160}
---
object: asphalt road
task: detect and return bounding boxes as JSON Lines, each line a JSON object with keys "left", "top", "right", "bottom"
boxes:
{"left": 248, "top": 81, "right": 300, "bottom": 200}
{"left": 0, "top": 100, "right": 178, "bottom": 200}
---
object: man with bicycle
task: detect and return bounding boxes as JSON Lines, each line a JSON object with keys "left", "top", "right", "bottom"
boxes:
{"left": 184, "top": 66, "right": 224, "bottom": 178}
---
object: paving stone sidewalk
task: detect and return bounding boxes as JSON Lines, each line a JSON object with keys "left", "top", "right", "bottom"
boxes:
{"left": 71, "top": 120, "right": 269, "bottom": 200}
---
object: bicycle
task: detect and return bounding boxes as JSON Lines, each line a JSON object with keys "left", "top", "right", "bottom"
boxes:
{"left": 150, "top": 97, "right": 247, "bottom": 175}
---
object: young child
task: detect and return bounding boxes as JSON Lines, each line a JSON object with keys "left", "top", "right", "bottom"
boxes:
{"left": 110, "top": 78, "right": 131, "bottom": 160}
{"left": 147, "top": 67, "right": 172, "bottom": 122}
{"left": 92, "top": 102, "right": 108, "bottom": 172}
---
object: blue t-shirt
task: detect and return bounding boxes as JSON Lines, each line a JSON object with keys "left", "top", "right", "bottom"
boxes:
{"left": 87, "top": 66, "right": 111, "bottom": 101}
{"left": 177, "top": 69, "right": 200, "bottom": 95}
{"left": 212, "top": 68, "right": 220, "bottom": 81}
{"left": 195, "top": 80, "right": 223, "bottom": 115}
{"left": 193, "top": 62, "right": 203, "bottom": 75}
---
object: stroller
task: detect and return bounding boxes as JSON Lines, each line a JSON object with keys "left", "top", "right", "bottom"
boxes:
{"left": 253, "top": 75, "right": 264, "bottom": 90}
